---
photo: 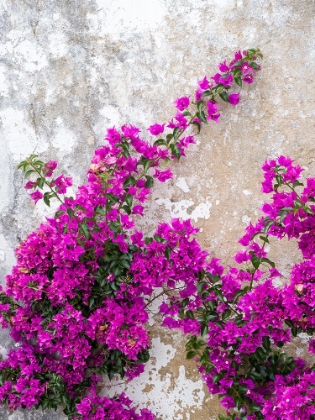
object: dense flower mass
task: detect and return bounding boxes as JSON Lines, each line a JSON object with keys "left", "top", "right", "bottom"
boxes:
{"left": 158, "top": 156, "right": 315, "bottom": 419}
{"left": 0, "top": 49, "right": 264, "bottom": 419}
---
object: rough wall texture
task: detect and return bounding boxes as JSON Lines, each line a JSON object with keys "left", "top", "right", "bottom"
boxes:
{"left": 1, "top": 0, "right": 315, "bottom": 418}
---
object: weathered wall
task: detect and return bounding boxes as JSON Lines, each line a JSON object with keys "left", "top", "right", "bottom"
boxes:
{"left": 1, "top": 0, "right": 315, "bottom": 418}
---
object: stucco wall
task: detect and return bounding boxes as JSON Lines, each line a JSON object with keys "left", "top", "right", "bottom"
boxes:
{"left": 1, "top": 0, "right": 315, "bottom": 418}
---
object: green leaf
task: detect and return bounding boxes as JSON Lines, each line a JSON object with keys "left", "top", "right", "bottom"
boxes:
{"left": 262, "top": 336, "right": 271, "bottom": 351}
{"left": 67, "top": 208, "right": 74, "bottom": 219}
{"left": 212, "top": 373, "right": 221, "bottom": 384}
{"left": 29, "top": 154, "right": 38, "bottom": 160}
{"left": 263, "top": 219, "right": 274, "bottom": 233}
{"left": 61, "top": 394, "right": 70, "bottom": 405}
{"left": 17, "top": 161, "right": 29, "bottom": 170}
{"left": 249, "top": 370, "right": 261, "bottom": 380}
{"left": 142, "top": 159, "right": 152, "bottom": 173}
{"left": 206, "top": 300, "right": 216, "bottom": 311}
{"left": 214, "top": 84, "right": 224, "bottom": 92}
{"left": 153, "top": 138, "right": 167, "bottom": 146}
{"left": 206, "top": 273, "right": 220, "bottom": 283}
{"left": 25, "top": 169, "right": 35, "bottom": 178}
{"left": 145, "top": 175, "right": 154, "bottom": 188}
{"left": 108, "top": 222, "right": 119, "bottom": 233}
{"left": 249, "top": 404, "right": 261, "bottom": 413}
{"left": 238, "top": 385, "right": 248, "bottom": 394}
{"left": 234, "top": 77, "right": 242, "bottom": 87}
{"left": 276, "top": 174, "right": 283, "bottom": 185}
{"left": 233, "top": 287, "right": 249, "bottom": 304}
{"left": 166, "top": 133, "right": 173, "bottom": 144}
{"left": 197, "top": 101, "right": 204, "bottom": 114}
{"left": 186, "top": 351, "right": 197, "bottom": 359}
{"left": 153, "top": 234, "right": 165, "bottom": 243}
{"left": 259, "top": 235, "right": 269, "bottom": 244}
{"left": 191, "top": 121, "right": 201, "bottom": 133}
{"left": 215, "top": 289, "right": 225, "bottom": 303}
{"left": 200, "top": 324, "right": 209, "bottom": 337}
{"left": 121, "top": 142, "right": 130, "bottom": 158}
{"left": 285, "top": 356, "right": 294, "bottom": 365}
{"left": 251, "top": 254, "right": 261, "bottom": 269}
{"left": 285, "top": 319, "right": 294, "bottom": 328}
{"left": 261, "top": 257, "right": 275, "bottom": 268}
{"left": 222, "top": 309, "right": 231, "bottom": 321}
{"left": 304, "top": 207, "right": 314, "bottom": 215}
{"left": 186, "top": 310, "right": 194, "bottom": 319}
{"left": 256, "top": 347, "right": 267, "bottom": 361}
{"left": 201, "top": 90, "right": 212, "bottom": 98}
{"left": 123, "top": 176, "right": 136, "bottom": 189}
{"left": 107, "top": 193, "right": 119, "bottom": 206}
{"left": 88, "top": 296, "right": 94, "bottom": 309}
{"left": 197, "top": 281, "right": 206, "bottom": 294}
{"left": 119, "top": 259, "right": 130, "bottom": 270}
{"left": 33, "top": 160, "right": 44, "bottom": 167}
{"left": 250, "top": 62, "right": 260, "bottom": 69}
{"left": 233, "top": 60, "right": 243, "bottom": 67}
{"left": 182, "top": 298, "right": 189, "bottom": 307}
{"left": 173, "top": 127, "right": 180, "bottom": 140}
{"left": 145, "top": 237, "right": 153, "bottom": 245}
{"left": 80, "top": 223, "right": 90, "bottom": 239}
{"left": 219, "top": 90, "right": 228, "bottom": 102}
{"left": 170, "top": 144, "right": 181, "bottom": 160}
{"left": 125, "top": 194, "right": 133, "bottom": 207}
{"left": 235, "top": 396, "right": 243, "bottom": 410}
{"left": 43, "top": 192, "right": 51, "bottom": 207}
{"left": 198, "top": 110, "right": 208, "bottom": 124}
{"left": 38, "top": 177, "right": 45, "bottom": 189}
{"left": 122, "top": 205, "right": 131, "bottom": 215}
{"left": 201, "top": 110, "right": 208, "bottom": 124}
{"left": 233, "top": 68, "right": 241, "bottom": 78}
{"left": 165, "top": 245, "right": 172, "bottom": 260}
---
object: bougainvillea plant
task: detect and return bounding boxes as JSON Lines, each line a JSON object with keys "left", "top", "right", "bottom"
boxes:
{"left": 6, "top": 48, "right": 312, "bottom": 420}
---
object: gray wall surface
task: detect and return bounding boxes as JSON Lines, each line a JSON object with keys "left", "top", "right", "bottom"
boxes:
{"left": 1, "top": 0, "right": 315, "bottom": 419}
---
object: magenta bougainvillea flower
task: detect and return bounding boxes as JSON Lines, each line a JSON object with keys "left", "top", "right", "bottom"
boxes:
{"left": 29, "top": 190, "right": 43, "bottom": 203}
{"left": 174, "top": 96, "right": 190, "bottom": 111}
{"left": 198, "top": 76, "right": 212, "bottom": 90}
{"left": 147, "top": 123, "right": 164, "bottom": 136}
{"left": 228, "top": 92, "right": 240, "bottom": 106}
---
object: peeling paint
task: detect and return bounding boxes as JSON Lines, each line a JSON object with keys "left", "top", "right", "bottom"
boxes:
{"left": 156, "top": 198, "right": 211, "bottom": 222}
{"left": 176, "top": 177, "right": 190, "bottom": 193}
{"left": 104, "top": 337, "right": 206, "bottom": 420}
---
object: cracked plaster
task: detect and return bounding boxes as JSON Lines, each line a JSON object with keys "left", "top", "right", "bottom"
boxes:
{"left": 1, "top": 0, "right": 315, "bottom": 418}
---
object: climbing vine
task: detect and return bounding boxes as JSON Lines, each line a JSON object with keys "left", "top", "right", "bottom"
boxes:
{"left": 9, "top": 49, "right": 315, "bottom": 420}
